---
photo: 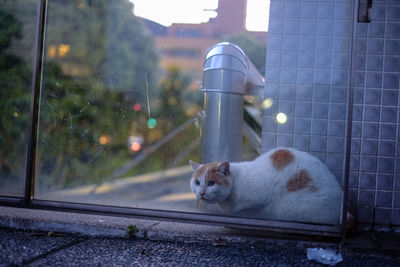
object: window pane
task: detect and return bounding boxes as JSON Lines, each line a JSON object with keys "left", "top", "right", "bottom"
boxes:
{"left": 35, "top": 0, "right": 267, "bottom": 213}
{"left": 0, "top": 0, "right": 38, "bottom": 196}
{"left": 34, "top": 0, "right": 352, "bottom": 228}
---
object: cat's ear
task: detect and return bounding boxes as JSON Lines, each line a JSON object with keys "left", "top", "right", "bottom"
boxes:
{"left": 217, "top": 161, "right": 230, "bottom": 176}
{"left": 189, "top": 160, "right": 200, "bottom": 170}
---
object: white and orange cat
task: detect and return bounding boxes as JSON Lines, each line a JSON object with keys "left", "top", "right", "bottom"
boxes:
{"left": 190, "top": 147, "right": 342, "bottom": 224}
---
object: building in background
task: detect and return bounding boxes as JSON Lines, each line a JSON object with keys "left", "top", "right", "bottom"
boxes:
{"left": 141, "top": 0, "right": 267, "bottom": 87}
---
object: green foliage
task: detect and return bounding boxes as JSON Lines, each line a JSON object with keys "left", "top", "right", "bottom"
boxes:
{"left": 0, "top": 10, "right": 22, "bottom": 49}
{"left": 0, "top": 10, "right": 31, "bottom": 190}
{"left": 34, "top": 0, "right": 160, "bottom": 189}
{"left": 157, "top": 66, "right": 190, "bottom": 129}
{"left": 126, "top": 224, "right": 139, "bottom": 238}
{"left": 1, "top": 0, "right": 201, "bottom": 193}
{"left": 44, "top": 0, "right": 159, "bottom": 94}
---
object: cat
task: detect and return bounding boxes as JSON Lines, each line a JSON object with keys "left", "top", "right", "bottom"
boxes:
{"left": 190, "top": 147, "right": 342, "bottom": 224}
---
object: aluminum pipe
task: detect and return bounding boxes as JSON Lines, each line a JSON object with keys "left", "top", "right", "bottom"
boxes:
{"left": 200, "top": 42, "right": 264, "bottom": 163}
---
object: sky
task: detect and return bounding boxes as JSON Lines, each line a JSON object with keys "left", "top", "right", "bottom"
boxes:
{"left": 129, "top": 0, "right": 270, "bottom": 32}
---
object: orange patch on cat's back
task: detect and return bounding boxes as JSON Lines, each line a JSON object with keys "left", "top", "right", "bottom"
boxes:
{"left": 287, "top": 169, "right": 312, "bottom": 192}
{"left": 270, "top": 149, "right": 294, "bottom": 170}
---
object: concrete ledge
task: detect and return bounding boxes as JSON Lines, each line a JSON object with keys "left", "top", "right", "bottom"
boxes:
{"left": 1, "top": 206, "right": 399, "bottom": 253}
{"left": 0, "top": 206, "right": 336, "bottom": 248}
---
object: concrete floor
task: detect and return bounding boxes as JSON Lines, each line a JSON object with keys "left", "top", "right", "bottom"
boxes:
{"left": 0, "top": 208, "right": 399, "bottom": 266}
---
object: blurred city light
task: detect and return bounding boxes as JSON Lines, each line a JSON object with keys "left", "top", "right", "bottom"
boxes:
{"left": 147, "top": 118, "right": 157, "bottom": 129}
{"left": 261, "top": 98, "right": 273, "bottom": 109}
{"left": 128, "top": 135, "right": 144, "bottom": 152}
{"left": 58, "top": 44, "right": 70, "bottom": 57}
{"left": 130, "top": 141, "right": 141, "bottom": 152}
{"left": 47, "top": 45, "right": 57, "bottom": 58}
{"left": 47, "top": 44, "right": 70, "bottom": 58}
{"left": 133, "top": 103, "right": 142, "bottom": 111}
{"left": 99, "top": 135, "right": 112, "bottom": 145}
{"left": 276, "top": 112, "right": 287, "bottom": 124}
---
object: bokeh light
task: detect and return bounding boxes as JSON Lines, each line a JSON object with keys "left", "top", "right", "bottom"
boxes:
{"left": 261, "top": 98, "right": 273, "bottom": 109}
{"left": 130, "top": 142, "right": 141, "bottom": 152}
{"left": 99, "top": 135, "right": 111, "bottom": 145}
{"left": 58, "top": 44, "right": 70, "bottom": 58}
{"left": 147, "top": 118, "right": 157, "bottom": 129}
{"left": 276, "top": 112, "right": 287, "bottom": 124}
{"left": 133, "top": 103, "right": 142, "bottom": 111}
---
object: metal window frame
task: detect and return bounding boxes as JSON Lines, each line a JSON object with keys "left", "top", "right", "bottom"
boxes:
{"left": 24, "top": 0, "right": 47, "bottom": 205}
{"left": 0, "top": 0, "right": 362, "bottom": 241}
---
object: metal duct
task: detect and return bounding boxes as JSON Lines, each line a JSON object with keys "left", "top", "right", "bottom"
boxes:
{"left": 200, "top": 42, "right": 264, "bottom": 163}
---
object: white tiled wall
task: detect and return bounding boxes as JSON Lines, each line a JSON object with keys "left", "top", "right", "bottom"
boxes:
{"left": 350, "top": 0, "right": 400, "bottom": 226}
{"left": 263, "top": 0, "right": 400, "bottom": 227}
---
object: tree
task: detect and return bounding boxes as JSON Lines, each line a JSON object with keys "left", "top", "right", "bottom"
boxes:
{"left": 157, "top": 66, "right": 190, "bottom": 130}
{"left": 34, "top": 0, "right": 160, "bottom": 189}
{"left": 0, "top": 10, "right": 31, "bottom": 193}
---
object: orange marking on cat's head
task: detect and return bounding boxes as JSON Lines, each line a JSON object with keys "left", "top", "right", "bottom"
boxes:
{"left": 287, "top": 169, "right": 312, "bottom": 192}
{"left": 270, "top": 149, "right": 294, "bottom": 170}
{"left": 192, "top": 163, "right": 212, "bottom": 180}
{"left": 192, "top": 162, "right": 230, "bottom": 185}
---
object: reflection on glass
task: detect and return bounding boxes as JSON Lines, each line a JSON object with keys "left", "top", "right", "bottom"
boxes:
{"left": 36, "top": 0, "right": 160, "bottom": 194}
{"left": 36, "top": 0, "right": 267, "bottom": 213}
{"left": 10, "top": 0, "right": 352, "bottom": 228}
{"left": 0, "top": 1, "right": 37, "bottom": 196}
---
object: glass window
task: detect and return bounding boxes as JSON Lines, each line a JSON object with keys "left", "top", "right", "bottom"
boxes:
{"left": 34, "top": 0, "right": 268, "bottom": 213}
{"left": 0, "top": 0, "right": 38, "bottom": 196}
{"left": 2, "top": 0, "right": 358, "bottom": 231}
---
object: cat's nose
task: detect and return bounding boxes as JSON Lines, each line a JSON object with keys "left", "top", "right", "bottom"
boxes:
{"left": 199, "top": 192, "right": 205, "bottom": 197}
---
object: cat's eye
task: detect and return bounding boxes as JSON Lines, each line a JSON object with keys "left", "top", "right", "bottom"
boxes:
{"left": 194, "top": 180, "right": 200, "bottom": 186}
{"left": 207, "top": 181, "right": 215, "bottom": 186}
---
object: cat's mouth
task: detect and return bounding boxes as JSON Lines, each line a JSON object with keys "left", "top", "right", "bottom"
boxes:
{"left": 198, "top": 195, "right": 211, "bottom": 201}
{"left": 200, "top": 197, "right": 219, "bottom": 204}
